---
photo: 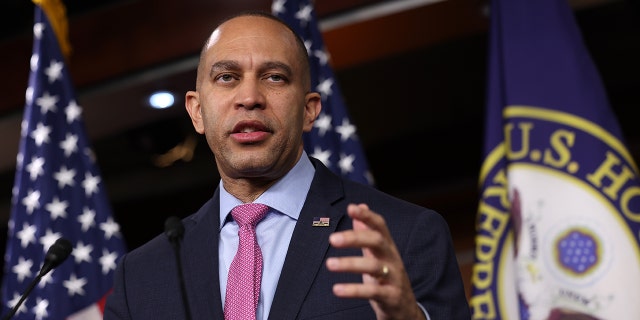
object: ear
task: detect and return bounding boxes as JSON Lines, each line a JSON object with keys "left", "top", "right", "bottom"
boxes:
{"left": 185, "top": 90, "right": 205, "bottom": 134}
{"left": 303, "top": 92, "right": 322, "bottom": 133}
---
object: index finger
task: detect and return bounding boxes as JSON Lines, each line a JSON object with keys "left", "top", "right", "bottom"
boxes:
{"left": 348, "top": 203, "right": 391, "bottom": 238}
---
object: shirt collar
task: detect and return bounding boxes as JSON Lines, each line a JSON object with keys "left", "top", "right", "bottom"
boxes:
{"left": 219, "top": 152, "right": 315, "bottom": 228}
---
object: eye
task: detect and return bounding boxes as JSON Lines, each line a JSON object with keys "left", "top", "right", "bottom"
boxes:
{"left": 215, "top": 73, "right": 236, "bottom": 83}
{"left": 266, "top": 74, "right": 287, "bottom": 83}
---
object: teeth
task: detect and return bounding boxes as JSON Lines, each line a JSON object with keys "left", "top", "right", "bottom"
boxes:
{"left": 241, "top": 128, "right": 255, "bottom": 133}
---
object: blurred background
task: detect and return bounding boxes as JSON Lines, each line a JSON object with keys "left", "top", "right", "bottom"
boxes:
{"left": 0, "top": 0, "right": 638, "bottom": 297}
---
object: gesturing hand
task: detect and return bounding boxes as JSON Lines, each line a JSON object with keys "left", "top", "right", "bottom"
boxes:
{"left": 326, "top": 204, "right": 426, "bottom": 320}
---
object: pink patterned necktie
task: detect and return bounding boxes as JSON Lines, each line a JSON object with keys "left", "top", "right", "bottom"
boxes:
{"left": 224, "top": 203, "right": 269, "bottom": 320}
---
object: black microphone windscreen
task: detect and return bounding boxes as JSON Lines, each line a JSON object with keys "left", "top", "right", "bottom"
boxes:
{"left": 40, "top": 238, "right": 72, "bottom": 276}
{"left": 164, "top": 216, "right": 185, "bottom": 241}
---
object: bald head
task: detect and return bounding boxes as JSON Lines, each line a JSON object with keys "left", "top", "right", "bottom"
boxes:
{"left": 195, "top": 12, "right": 311, "bottom": 91}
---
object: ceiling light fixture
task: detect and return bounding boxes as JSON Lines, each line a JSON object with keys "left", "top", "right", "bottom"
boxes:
{"left": 148, "top": 91, "right": 175, "bottom": 109}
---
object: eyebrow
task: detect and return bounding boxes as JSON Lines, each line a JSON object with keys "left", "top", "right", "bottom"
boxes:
{"left": 210, "top": 60, "right": 240, "bottom": 78}
{"left": 258, "top": 61, "right": 293, "bottom": 78}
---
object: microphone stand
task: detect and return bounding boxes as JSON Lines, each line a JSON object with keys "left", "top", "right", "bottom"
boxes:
{"left": 2, "top": 273, "right": 43, "bottom": 320}
{"left": 165, "top": 216, "right": 192, "bottom": 320}
{"left": 172, "top": 237, "right": 191, "bottom": 320}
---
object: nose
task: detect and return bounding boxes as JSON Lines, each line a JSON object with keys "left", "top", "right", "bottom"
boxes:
{"left": 235, "top": 78, "right": 265, "bottom": 110}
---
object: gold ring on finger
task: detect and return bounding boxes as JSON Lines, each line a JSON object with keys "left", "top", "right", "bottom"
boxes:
{"left": 380, "top": 265, "right": 390, "bottom": 278}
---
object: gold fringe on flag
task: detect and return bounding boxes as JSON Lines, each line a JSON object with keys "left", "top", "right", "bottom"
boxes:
{"left": 32, "top": 0, "right": 72, "bottom": 59}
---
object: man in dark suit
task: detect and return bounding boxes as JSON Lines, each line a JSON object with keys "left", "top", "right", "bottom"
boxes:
{"left": 104, "top": 11, "right": 470, "bottom": 320}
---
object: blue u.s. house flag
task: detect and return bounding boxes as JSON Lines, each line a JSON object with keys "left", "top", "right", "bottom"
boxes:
{"left": 1, "top": 1, "right": 127, "bottom": 319}
{"left": 272, "top": 0, "right": 373, "bottom": 186}
{"left": 470, "top": 0, "right": 640, "bottom": 318}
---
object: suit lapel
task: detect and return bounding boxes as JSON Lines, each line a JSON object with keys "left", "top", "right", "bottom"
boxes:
{"left": 268, "top": 159, "right": 345, "bottom": 319}
{"left": 182, "top": 192, "right": 225, "bottom": 319}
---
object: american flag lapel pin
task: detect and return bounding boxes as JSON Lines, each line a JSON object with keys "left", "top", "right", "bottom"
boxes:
{"left": 312, "top": 217, "right": 330, "bottom": 227}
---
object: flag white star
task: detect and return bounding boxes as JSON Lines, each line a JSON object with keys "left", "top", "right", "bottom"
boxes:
{"left": 303, "top": 39, "right": 312, "bottom": 55}
{"left": 12, "top": 257, "right": 34, "bottom": 282}
{"left": 295, "top": 4, "right": 313, "bottom": 26}
{"left": 63, "top": 274, "right": 87, "bottom": 296}
{"left": 82, "top": 172, "right": 100, "bottom": 196}
{"left": 338, "top": 153, "right": 356, "bottom": 174}
{"left": 38, "top": 272, "right": 54, "bottom": 288}
{"left": 365, "top": 171, "right": 375, "bottom": 185}
{"left": 85, "top": 147, "right": 97, "bottom": 163}
{"left": 22, "top": 190, "right": 41, "bottom": 214}
{"left": 316, "top": 78, "right": 333, "bottom": 98}
{"left": 335, "top": 118, "right": 356, "bottom": 142}
{"left": 30, "top": 122, "right": 51, "bottom": 146}
{"left": 33, "top": 297, "right": 49, "bottom": 320}
{"left": 45, "top": 197, "right": 68, "bottom": 220}
{"left": 7, "top": 293, "right": 28, "bottom": 315}
{"left": 20, "top": 119, "right": 29, "bottom": 138}
{"left": 72, "top": 241, "right": 94, "bottom": 264}
{"left": 100, "top": 217, "right": 121, "bottom": 240}
{"left": 314, "top": 113, "right": 332, "bottom": 136}
{"left": 11, "top": 185, "right": 18, "bottom": 201}
{"left": 35, "top": 91, "right": 58, "bottom": 114}
{"left": 78, "top": 207, "right": 96, "bottom": 232}
{"left": 44, "top": 59, "right": 63, "bottom": 83}
{"left": 26, "top": 156, "right": 45, "bottom": 181}
{"left": 26, "top": 85, "right": 35, "bottom": 105}
{"left": 59, "top": 133, "right": 78, "bottom": 157}
{"left": 271, "top": 0, "right": 286, "bottom": 15}
{"left": 100, "top": 249, "right": 119, "bottom": 275}
{"left": 30, "top": 53, "right": 40, "bottom": 72}
{"left": 17, "top": 223, "right": 37, "bottom": 248}
{"left": 33, "top": 22, "right": 44, "bottom": 39}
{"left": 53, "top": 165, "right": 76, "bottom": 189}
{"left": 314, "top": 49, "right": 329, "bottom": 65}
{"left": 65, "top": 100, "right": 82, "bottom": 123}
{"left": 16, "top": 152, "right": 24, "bottom": 170}
{"left": 39, "top": 229, "right": 62, "bottom": 254}
{"left": 310, "top": 146, "right": 332, "bottom": 167}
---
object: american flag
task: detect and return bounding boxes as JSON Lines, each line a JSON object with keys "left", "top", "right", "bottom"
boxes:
{"left": 272, "top": 0, "right": 374, "bottom": 186}
{"left": 312, "top": 217, "right": 330, "bottom": 227}
{"left": 1, "top": 2, "right": 127, "bottom": 319}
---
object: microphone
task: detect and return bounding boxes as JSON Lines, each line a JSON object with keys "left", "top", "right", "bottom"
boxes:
{"left": 164, "top": 216, "right": 185, "bottom": 243}
{"left": 164, "top": 216, "right": 192, "bottom": 320}
{"left": 2, "top": 238, "right": 73, "bottom": 320}
{"left": 40, "top": 238, "right": 73, "bottom": 277}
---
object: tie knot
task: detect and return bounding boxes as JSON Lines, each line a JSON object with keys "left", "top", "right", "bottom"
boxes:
{"left": 231, "top": 203, "right": 269, "bottom": 227}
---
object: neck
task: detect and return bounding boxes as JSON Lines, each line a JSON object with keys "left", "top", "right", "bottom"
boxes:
{"left": 221, "top": 177, "right": 277, "bottom": 203}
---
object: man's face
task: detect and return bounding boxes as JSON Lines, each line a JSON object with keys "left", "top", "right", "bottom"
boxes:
{"left": 185, "top": 16, "right": 320, "bottom": 182}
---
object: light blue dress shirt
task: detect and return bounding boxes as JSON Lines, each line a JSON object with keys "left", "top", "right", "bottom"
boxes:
{"left": 218, "top": 153, "right": 315, "bottom": 320}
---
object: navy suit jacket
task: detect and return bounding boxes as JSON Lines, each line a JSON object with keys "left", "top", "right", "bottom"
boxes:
{"left": 104, "top": 157, "right": 471, "bottom": 319}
